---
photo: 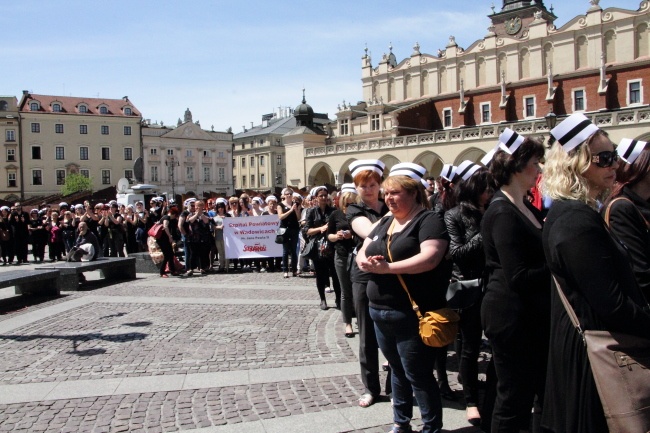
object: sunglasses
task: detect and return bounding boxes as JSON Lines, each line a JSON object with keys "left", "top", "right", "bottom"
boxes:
{"left": 591, "top": 150, "right": 619, "bottom": 168}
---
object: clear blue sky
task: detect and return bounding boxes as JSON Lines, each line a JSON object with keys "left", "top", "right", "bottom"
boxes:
{"left": 3, "top": 0, "right": 641, "bottom": 133}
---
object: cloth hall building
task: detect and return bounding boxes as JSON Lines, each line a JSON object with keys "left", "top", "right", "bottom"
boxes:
{"left": 286, "top": 0, "right": 650, "bottom": 187}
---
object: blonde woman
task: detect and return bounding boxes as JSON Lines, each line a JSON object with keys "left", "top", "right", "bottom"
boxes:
{"left": 542, "top": 113, "right": 650, "bottom": 433}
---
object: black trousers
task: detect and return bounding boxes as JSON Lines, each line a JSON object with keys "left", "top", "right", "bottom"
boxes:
{"left": 352, "top": 281, "right": 382, "bottom": 397}
{"left": 313, "top": 255, "right": 340, "bottom": 303}
{"left": 456, "top": 301, "right": 483, "bottom": 407}
{"left": 157, "top": 237, "right": 176, "bottom": 276}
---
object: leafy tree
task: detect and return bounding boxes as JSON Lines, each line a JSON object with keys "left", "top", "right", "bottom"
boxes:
{"left": 61, "top": 173, "right": 93, "bottom": 196}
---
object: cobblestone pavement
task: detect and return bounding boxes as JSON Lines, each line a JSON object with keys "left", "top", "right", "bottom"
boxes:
{"left": 0, "top": 266, "right": 484, "bottom": 433}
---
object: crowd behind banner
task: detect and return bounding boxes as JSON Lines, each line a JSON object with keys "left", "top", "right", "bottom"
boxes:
{"left": 4, "top": 112, "right": 650, "bottom": 433}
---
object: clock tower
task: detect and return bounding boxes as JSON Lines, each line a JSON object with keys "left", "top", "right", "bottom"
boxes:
{"left": 490, "top": 0, "right": 556, "bottom": 38}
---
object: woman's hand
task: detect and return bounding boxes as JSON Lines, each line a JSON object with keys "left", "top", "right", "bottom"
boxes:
{"left": 358, "top": 255, "right": 389, "bottom": 274}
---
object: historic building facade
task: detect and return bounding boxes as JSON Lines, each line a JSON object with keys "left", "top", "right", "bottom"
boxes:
{"left": 0, "top": 96, "right": 20, "bottom": 201}
{"left": 288, "top": 1, "right": 650, "bottom": 187}
{"left": 142, "top": 109, "right": 233, "bottom": 200}
{"left": 18, "top": 92, "right": 142, "bottom": 198}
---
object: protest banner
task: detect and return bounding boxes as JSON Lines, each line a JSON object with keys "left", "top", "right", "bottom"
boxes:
{"left": 223, "top": 215, "right": 283, "bottom": 259}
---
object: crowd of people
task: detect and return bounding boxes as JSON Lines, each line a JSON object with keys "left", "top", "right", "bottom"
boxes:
{"left": 1, "top": 112, "right": 649, "bottom": 433}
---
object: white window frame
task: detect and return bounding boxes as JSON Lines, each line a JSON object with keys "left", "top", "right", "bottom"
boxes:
{"left": 6, "top": 148, "right": 15, "bottom": 162}
{"left": 218, "top": 167, "right": 225, "bottom": 181}
{"left": 31, "top": 146, "right": 41, "bottom": 160}
{"left": 627, "top": 79, "right": 644, "bottom": 106}
{"left": 186, "top": 166, "right": 194, "bottom": 181}
{"left": 101, "top": 125, "right": 109, "bottom": 135}
{"left": 260, "top": 173, "right": 266, "bottom": 186}
{"left": 5, "top": 130, "right": 15, "bottom": 141}
{"left": 79, "top": 124, "right": 88, "bottom": 134}
{"left": 150, "top": 166, "right": 159, "bottom": 182}
{"left": 123, "top": 126, "right": 132, "bottom": 136}
{"left": 55, "top": 146, "right": 65, "bottom": 160}
{"left": 340, "top": 119, "right": 349, "bottom": 135}
{"left": 56, "top": 169, "right": 66, "bottom": 186}
{"left": 251, "top": 174, "right": 256, "bottom": 187}
{"left": 370, "top": 114, "right": 380, "bottom": 131}
{"left": 80, "top": 147, "right": 89, "bottom": 160}
{"left": 8, "top": 172, "right": 16, "bottom": 187}
{"left": 78, "top": 105, "right": 87, "bottom": 114}
{"left": 124, "top": 107, "right": 132, "bottom": 115}
{"left": 124, "top": 147, "right": 133, "bottom": 161}
{"left": 124, "top": 169, "right": 133, "bottom": 180}
{"left": 523, "top": 95, "right": 536, "bottom": 119}
{"left": 166, "top": 149, "right": 174, "bottom": 156}
{"left": 150, "top": 148, "right": 158, "bottom": 155}
{"left": 442, "top": 108, "right": 453, "bottom": 129}
{"left": 203, "top": 166, "right": 211, "bottom": 182}
{"left": 186, "top": 149, "right": 193, "bottom": 157}
{"left": 572, "top": 87, "right": 587, "bottom": 112}
{"left": 480, "top": 102, "right": 491, "bottom": 124}
{"left": 32, "top": 169, "right": 42, "bottom": 185}
{"left": 101, "top": 147, "right": 110, "bottom": 160}
{"left": 260, "top": 155, "right": 265, "bottom": 166}
{"left": 101, "top": 169, "right": 111, "bottom": 185}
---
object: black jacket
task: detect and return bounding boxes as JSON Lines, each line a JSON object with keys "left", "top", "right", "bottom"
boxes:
{"left": 444, "top": 204, "right": 485, "bottom": 281}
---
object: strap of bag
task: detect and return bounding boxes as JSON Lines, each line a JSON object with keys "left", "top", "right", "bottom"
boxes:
{"left": 552, "top": 275, "right": 586, "bottom": 345}
{"left": 604, "top": 196, "right": 650, "bottom": 229}
{"left": 386, "top": 218, "right": 424, "bottom": 320}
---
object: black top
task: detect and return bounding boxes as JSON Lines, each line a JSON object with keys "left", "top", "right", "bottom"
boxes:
{"left": 480, "top": 190, "right": 550, "bottom": 342}
{"left": 160, "top": 215, "right": 181, "bottom": 241}
{"left": 10, "top": 211, "right": 29, "bottom": 238}
{"left": 603, "top": 186, "right": 650, "bottom": 300}
{"left": 444, "top": 204, "right": 485, "bottom": 281}
{"left": 180, "top": 210, "right": 191, "bottom": 237}
{"left": 304, "top": 205, "right": 335, "bottom": 244}
{"left": 542, "top": 198, "right": 650, "bottom": 433}
{"left": 279, "top": 203, "right": 300, "bottom": 230}
{"left": 346, "top": 200, "right": 389, "bottom": 283}
{"left": 366, "top": 210, "right": 450, "bottom": 313}
{"left": 327, "top": 209, "right": 354, "bottom": 257}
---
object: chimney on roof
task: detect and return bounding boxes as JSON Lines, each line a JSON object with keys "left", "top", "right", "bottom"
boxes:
{"left": 123, "top": 96, "right": 129, "bottom": 101}
{"left": 250, "top": 122, "right": 254, "bottom": 129}
{"left": 22, "top": 90, "right": 29, "bottom": 96}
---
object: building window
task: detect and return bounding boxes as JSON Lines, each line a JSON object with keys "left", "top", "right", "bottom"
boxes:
{"left": 218, "top": 167, "right": 225, "bottom": 181}
{"left": 7, "top": 149, "right": 15, "bottom": 162}
{"left": 203, "top": 150, "right": 209, "bottom": 157}
{"left": 80, "top": 147, "right": 89, "bottom": 160}
{"left": 52, "top": 103, "right": 61, "bottom": 112}
{"left": 340, "top": 119, "right": 349, "bottom": 135}
{"left": 203, "top": 167, "right": 211, "bottom": 182}
{"left": 55, "top": 146, "right": 65, "bottom": 160}
{"left": 573, "top": 89, "right": 586, "bottom": 112}
{"left": 241, "top": 175, "right": 247, "bottom": 187}
{"left": 370, "top": 114, "right": 380, "bottom": 131}
{"left": 56, "top": 170, "right": 66, "bottom": 186}
{"left": 260, "top": 155, "right": 265, "bottom": 166}
{"left": 31, "top": 146, "right": 41, "bottom": 160}
{"left": 167, "top": 149, "right": 174, "bottom": 156}
{"left": 276, "top": 155, "right": 282, "bottom": 165}
{"left": 480, "top": 103, "right": 491, "bottom": 123}
{"left": 30, "top": 102, "right": 39, "bottom": 111}
{"left": 101, "top": 147, "right": 110, "bottom": 160}
{"left": 151, "top": 166, "right": 159, "bottom": 182}
{"left": 8, "top": 173, "right": 16, "bottom": 188}
{"left": 31, "top": 123, "right": 40, "bottom": 133}
{"left": 6, "top": 130, "right": 15, "bottom": 142}
{"left": 186, "top": 166, "right": 194, "bottom": 181}
{"left": 524, "top": 96, "right": 536, "bottom": 118}
{"left": 251, "top": 174, "right": 256, "bottom": 187}
{"left": 629, "top": 80, "right": 643, "bottom": 105}
{"left": 443, "top": 108, "right": 452, "bottom": 128}
{"left": 218, "top": 151, "right": 224, "bottom": 158}
{"left": 78, "top": 105, "right": 87, "bottom": 113}
{"left": 250, "top": 156, "right": 255, "bottom": 167}
{"left": 186, "top": 149, "right": 193, "bottom": 157}
{"left": 80, "top": 169, "right": 90, "bottom": 178}
{"left": 150, "top": 148, "right": 157, "bottom": 156}
{"left": 260, "top": 173, "right": 266, "bottom": 186}
{"left": 101, "top": 125, "right": 109, "bottom": 135}
{"left": 124, "top": 169, "right": 133, "bottom": 180}
{"left": 241, "top": 157, "right": 246, "bottom": 168}
{"left": 101, "top": 170, "right": 111, "bottom": 185}
{"left": 99, "top": 106, "right": 108, "bottom": 114}
{"left": 233, "top": 175, "right": 237, "bottom": 186}
{"left": 124, "top": 107, "right": 132, "bottom": 115}
{"left": 80, "top": 125, "right": 88, "bottom": 134}
{"left": 124, "top": 126, "right": 132, "bottom": 135}
{"left": 32, "top": 169, "right": 42, "bottom": 185}
{"left": 124, "top": 148, "right": 133, "bottom": 160}
{"left": 55, "top": 124, "right": 64, "bottom": 134}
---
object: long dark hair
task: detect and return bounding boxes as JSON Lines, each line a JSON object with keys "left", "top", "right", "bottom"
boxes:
{"left": 490, "top": 137, "right": 545, "bottom": 188}
{"left": 438, "top": 177, "right": 456, "bottom": 212}
{"left": 607, "top": 147, "right": 650, "bottom": 200}
{"left": 455, "top": 168, "right": 493, "bottom": 221}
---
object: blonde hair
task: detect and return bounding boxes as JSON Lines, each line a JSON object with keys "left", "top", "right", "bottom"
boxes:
{"left": 339, "top": 191, "right": 357, "bottom": 213}
{"left": 382, "top": 176, "right": 430, "bottom": 209}
{"left": 542, "top": 131, "right": 608, "bottom": 207}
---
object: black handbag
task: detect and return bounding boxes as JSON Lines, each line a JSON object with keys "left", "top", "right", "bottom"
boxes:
{"left": 275, "top": 227, "right": 287, "bottom": 244}
{"left": 317, "top": 237, "right": 334, "bottom": 259}
{"left": 446, "top": 278, "right": 483, "bottom": 310}
{"left": 301, "top": 236, "right": 319, "bottom": 259}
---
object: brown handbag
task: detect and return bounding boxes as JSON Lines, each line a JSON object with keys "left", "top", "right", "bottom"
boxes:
{"left": 386, "top": 218, "right": 459, "bottom": 348}
{"left": 553, "top": 276, "right": 650, "bottom": 433}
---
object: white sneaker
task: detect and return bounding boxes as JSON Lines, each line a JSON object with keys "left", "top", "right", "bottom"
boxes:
{"left": 325, "top": 287, "right": 333, "bottom": 293}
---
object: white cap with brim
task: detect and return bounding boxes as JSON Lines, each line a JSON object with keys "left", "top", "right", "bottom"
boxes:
{"left": 311, "top": 186, "right": 327, "bottom": 196}
{"left": 349, "top": 159, "right": 385, "bottom": 178}
{"left": 59, "top": 202, "right": 68, "bottom": 208}
{"left": 439, "top": 164, "right": 456, "bottom": 181}
{"left": 292, "top": 192, "right": 302, "bottom": 199}
{"left": 455, "top": 160, "right": 482, "bottom": 182}
{"left": 480, "top": 147, "right": 498, "bottom": 166}
{"left": 265, "top": 195, "right": 278, "bottom": 204}
{"left": 551, "top": 112, "right": 600, "bottom": 152}
{"left": 340, "top": 183, "right": 357, "bottom": 194}
{"left": 252, "top": 197, "right": 264, "bottom": 204}
{"left": 215, "top": 198, "right": 228, "bottom": 206}
{"left": 499, "top": 128, "right": 525, "bottom": 154}
{"left": 389, "top": 162, "right": 428, "bottom": 187}
{"left": 617, "top": 138, "right": 647, "bottom": 165}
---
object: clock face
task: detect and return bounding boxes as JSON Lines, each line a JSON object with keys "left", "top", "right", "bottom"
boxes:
{"left": 506, "top": 16, "right": 522, "bottom": 35}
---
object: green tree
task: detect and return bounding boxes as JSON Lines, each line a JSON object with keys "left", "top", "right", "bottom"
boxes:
{"left": 61, "top": 173, "right": 93, "bottom": 196}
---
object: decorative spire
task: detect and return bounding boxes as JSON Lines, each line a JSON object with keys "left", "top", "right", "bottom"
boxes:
{"left": 302, "top": 87, "right": 306, "bottom": 104}
{"left": 389, "top": 42, "right": 393, "bottom": 53}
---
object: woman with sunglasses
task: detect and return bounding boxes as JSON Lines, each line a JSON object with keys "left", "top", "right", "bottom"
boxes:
{"left": 541, "top": 114, "right": 650, "bottom": 433}
{"left": 481, "top": 128, "right": 550, "bottom": 433}
{"left": 602, "top": 138, "right": 650, "bottom": 301}
{"left": 304, "top": 186, "right": 340, "bottom": 309}
{"left": 278, "top": 188, "right": 301, "bottom": 278}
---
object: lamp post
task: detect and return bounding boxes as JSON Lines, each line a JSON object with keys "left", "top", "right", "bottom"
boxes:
{"left": 545, "top": 111, "right": 557, "bottom": 146}
{"left": 165, "top": 156, "right": 180, "bottom": 202}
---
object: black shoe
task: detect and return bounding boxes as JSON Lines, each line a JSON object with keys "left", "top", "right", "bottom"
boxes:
{"left": 438, "top": 382, "right": 456, "bottom": 401}
{"left": 319, "top": 300, "right": 328, "bottom": 310}
{"left": 335, "top": 301, "right": 341, "bottom": 310}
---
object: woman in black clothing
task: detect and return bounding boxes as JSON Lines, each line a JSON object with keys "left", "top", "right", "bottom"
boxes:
{"left": 156, "top": 205, "right": 181, "bottom": 278}
{"left": 541, "top": 114, "right": 650, "bottom": 433}
{"left": 602, "top": 138, "right": 650, "bottom": 300}
{"left": 28, "top": 209, "right": 47, "bottom": 262}
{"left": 304, "top": 186, "right": 340, "bottom": 310}
{"left": 0, "top": 206, "right": 13, "bottom": 265}
{"left": 327, "top": 184, "right": 357, "bottom": 337}
{"left": 481, "top": 128, "right": 549, "bottom": 433}
{"left": 444, "top": 163, "right": 493, "bottom": 426}
{"left": 278, "top": 187, "right": 302, "bottom": 278}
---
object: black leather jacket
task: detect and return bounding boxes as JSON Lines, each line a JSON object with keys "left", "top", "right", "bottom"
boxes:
{"left": 444, "top": 204, "right": 485, "bottom": 281}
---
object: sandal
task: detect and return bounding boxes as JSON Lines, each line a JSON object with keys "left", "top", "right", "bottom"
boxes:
{"left": 358, "top": 393, "right": 375, "bottom": 408}
{"left": 283, "top": 272, "right": 289, "bottom": 278}
{"left": 466, "top": 406, "right": 481, "bottom": 426}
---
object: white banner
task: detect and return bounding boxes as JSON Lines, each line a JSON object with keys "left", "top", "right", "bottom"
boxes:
{"left": 223, "top": 215, "right": 283, "bottom": 259}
